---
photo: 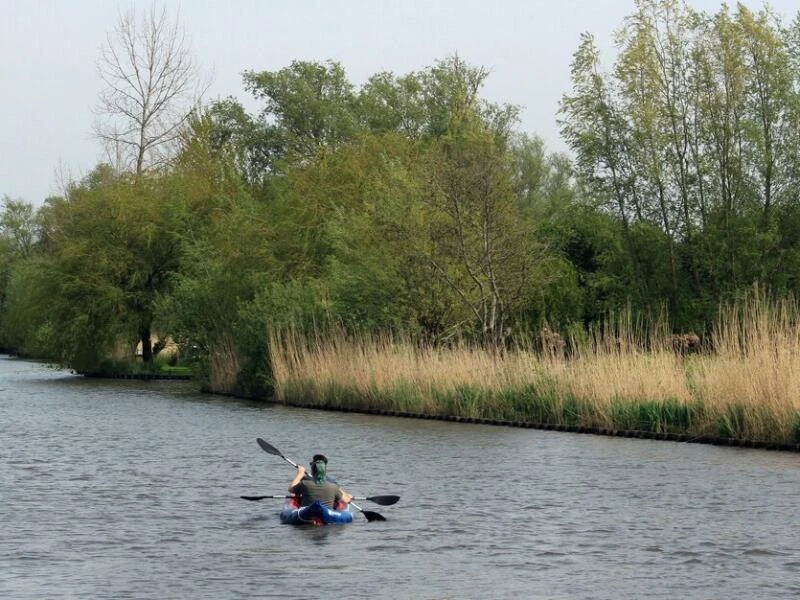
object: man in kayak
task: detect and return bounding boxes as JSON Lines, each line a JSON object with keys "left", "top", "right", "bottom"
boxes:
{"left": 288, "top": 454, "right": 353, "bottom": 509}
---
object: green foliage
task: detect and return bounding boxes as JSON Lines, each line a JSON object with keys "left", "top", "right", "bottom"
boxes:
{"left": 243, "top": 60, "right": 358, "bottom": 167}
{"left": 0, "top": 196, "right": 41, "bottom": 351}
{"left": 431, "top": 385, "right": 487, "bottom": 418}
{"left": 10, "top": 31, "right": 800, "bottom": 411}
{"left": 0, "top": 196, "right": 37, "bottom": 259}
{"left": 610, "top": 399, "right": 697, "bottom": 433}
{"left": 1, "top": 258, "right": 55, "bottom": 356}
{"left": 160, "top": 189, "right": 276, "bottom": 391}
{"left": 89, "top": 354, "right": 190, "bottom": 377}
{"left": 559, "top": 0, "right": 800, "bottom": 331}
{"left": 2, "top": 168, "right": 187, "bottom": 370}
{"left": 356, "top": 71, "right": 426, "bottom": 135}
{"left": 498, "top": 383, "right": 569, "bottom": 424}
{"left": 248, "top": 279, "right": 330, "bottom": 334}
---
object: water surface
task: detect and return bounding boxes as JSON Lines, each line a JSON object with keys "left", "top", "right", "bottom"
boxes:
{"left": 1, "top": 357, "right": 798, "bottom": 599}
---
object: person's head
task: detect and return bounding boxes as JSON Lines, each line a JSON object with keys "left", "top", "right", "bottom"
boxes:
{"left": 310, "top": 454, "right": 328, "bottom": 483}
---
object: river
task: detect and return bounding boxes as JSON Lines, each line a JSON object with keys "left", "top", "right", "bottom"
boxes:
{"left": 1, "top": 356, "right": 798, "bottom": 599}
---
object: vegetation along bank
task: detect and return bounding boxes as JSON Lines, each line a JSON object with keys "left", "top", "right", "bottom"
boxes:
{"left": 269, "top": 294, "right": 800, "bottom": 450}
{"left": 2, "top": 2, "right": 800, "bottom": 448}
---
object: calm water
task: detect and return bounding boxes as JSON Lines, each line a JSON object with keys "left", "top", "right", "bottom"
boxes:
{"left": 1, "top": 356, "right": 799, "bottom": 599}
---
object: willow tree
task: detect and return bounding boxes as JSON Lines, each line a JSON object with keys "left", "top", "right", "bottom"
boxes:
{"left": 92, "top": 4, "right": 204, "bottom": 361}
{"left": 0, "top": 197, "right": 39, "bottom": 352}
{"left": 25, "top": 168, "right": 186, "bottom": 370}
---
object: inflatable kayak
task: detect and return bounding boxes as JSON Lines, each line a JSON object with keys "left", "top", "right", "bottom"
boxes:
{"left": 280, "top": 497, "right": 354, "bottom": 526}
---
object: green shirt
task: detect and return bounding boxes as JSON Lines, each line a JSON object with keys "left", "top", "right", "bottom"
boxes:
{"left": 290, "top": 479, "right": 343, "bottom": 508}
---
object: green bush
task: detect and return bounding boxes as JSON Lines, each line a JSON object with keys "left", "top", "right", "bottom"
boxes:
{"left": 792, "top": 413, "right": 800, "bottom": 443}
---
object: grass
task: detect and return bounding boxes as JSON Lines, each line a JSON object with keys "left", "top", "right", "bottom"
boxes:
{"left": 267, "top": 293, "right": 800, "bottom": 445}
{"left": 90, "top": 355, "right": 194, "bottom": 377}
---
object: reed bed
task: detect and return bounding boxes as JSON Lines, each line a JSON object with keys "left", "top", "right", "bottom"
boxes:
{"left": 268, "top": 294, "right": 800, "bottom": 445}
{"left": 208, "top": 334, "right": 241, "bottom": 395}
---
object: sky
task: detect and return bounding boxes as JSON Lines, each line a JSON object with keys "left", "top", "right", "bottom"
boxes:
{"left": 2, "top": 0, "right": 797, "bottom": 204}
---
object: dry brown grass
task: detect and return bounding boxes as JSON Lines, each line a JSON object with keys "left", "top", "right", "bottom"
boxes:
{"left": 268, "top": 293, "right": 800, "bottom": 443}
{"left": 546, "top": 351, "right": 692, "bottom": 426}
{"left": 688, "top": 293, "right": 800, "bottom": 441}
{"left": 270, "top": 329, "right": 543, "bottom": 413}
{"left": 208, "top": 333, "right": 241, "bottom": 394}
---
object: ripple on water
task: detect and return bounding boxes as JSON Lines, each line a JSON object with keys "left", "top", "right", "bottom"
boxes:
{"left": 3, "top": 357, "right": 800, "bottom": 600}
{"left": 742, "top": 547, "right": 791, "bottom": 557}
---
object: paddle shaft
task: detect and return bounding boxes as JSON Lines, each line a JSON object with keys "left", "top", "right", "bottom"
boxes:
{"left": 350, "top": 501, "right": 367, "bottom": 514}
{"left": 241, "top": 494, "right": 399, "bottom": 505}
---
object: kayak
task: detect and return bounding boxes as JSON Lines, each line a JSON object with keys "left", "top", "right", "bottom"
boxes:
{"left": 280, "top": 497, "right": 354, "bottom": 526}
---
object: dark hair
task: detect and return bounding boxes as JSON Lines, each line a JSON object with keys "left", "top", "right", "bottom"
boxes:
{"left": 310, "top": 454, "right": 328, "bottom": 482}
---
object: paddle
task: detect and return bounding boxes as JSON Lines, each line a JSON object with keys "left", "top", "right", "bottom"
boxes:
{"left": 240, "top": 494, "right": 400, "bottom": 505}
{"left": 256, "top": 438, "right": 391, "bottom": 522}
{"left": 348, "top": 500, "right": 386, "bottom": 522}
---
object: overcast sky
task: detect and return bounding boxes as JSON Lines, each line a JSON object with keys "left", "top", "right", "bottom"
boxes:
{"left": 2, "top": 0, "right": 796, "bottom": 204}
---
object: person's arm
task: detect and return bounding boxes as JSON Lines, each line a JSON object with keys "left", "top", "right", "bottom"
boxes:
{"left": 338, "top": 487, "right": 353, "bottom": 504}
{"left": 288, "top": 465, "right": 306, "bottom": 492}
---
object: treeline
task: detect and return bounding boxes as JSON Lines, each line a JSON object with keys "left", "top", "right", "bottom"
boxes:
{"left": 1, "top": 1, "right": 800, "bottom": 397}
{"left": 561, "top": 0, "right": 800, "bottom": 326}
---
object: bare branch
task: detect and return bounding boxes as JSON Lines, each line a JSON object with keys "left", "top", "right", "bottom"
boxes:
{"left": 52, "top": 160, "right": 76, "bottom": 199}
{"left": 94, "top": 3, "right": 209, "bottom": 177}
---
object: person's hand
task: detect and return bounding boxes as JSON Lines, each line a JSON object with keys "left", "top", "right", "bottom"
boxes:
{"left": 297, "top": 465, "right": 306, "bottom": 476}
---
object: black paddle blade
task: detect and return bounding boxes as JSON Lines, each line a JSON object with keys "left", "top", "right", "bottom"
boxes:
{"left": 350, "top": 500, "right": 387, "bottom": 522}
{"left": 366, "top": 494, "right": 400, "bottom": 506}
{"left": 361, "top": 510, "right": 387, "bottom": 522}
{"left": 257, "top": 438, "right": 283, "bottom": 457}
{"left": 241, "top": 495, "right": 282, "bottom": 501}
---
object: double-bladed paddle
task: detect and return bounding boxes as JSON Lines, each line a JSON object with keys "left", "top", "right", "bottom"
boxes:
{"left": 257, "top": 438, "right": 298, "bottom": 467}
{"left": 255, "top": 438, "right": 394, "bottom": 522}
{"left": 240, "top": 494, "right": 400, "bottom": 505}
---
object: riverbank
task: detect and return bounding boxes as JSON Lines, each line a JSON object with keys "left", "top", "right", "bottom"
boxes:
{"left": 267, "top": 296, "right": 800, "bottom": 449}
{"left": 266, "top": 400, "right": 800, "bottom": 452}
{"left": 83, "top": 372, "right": 192, "bottom": 380}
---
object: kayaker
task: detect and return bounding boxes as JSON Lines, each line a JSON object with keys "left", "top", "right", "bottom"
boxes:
{"left": 288, "top": 454, "right": 353, "bottom": 509}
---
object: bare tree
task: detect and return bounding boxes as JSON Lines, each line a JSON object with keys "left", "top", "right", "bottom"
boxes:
{"left": 95, "top": 4, "right": 206, "bottom": 176}
{"left": 52, "top": 159, "right": 75, "bottom": 199}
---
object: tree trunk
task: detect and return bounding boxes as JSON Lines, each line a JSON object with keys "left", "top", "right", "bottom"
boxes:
{"left": 140, "top": 325, "right": 153, "bottom": 363}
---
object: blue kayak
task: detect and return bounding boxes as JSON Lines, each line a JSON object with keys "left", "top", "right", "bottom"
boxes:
{"left": 280, "top": 498, "right": 354, "bottom": 526}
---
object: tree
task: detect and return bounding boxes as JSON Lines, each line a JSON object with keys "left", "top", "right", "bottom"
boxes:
{"left": 560, "top": 0, "right": 800, "bottom": 327}
{"left": 356, "top": 71, "right": 427, "bottom": 137}
{"left": 0, "top": 197, "right": 39, "bottom": 352}
{"left": 242, "top": 60, "right": 357, "bottom": 169}
{"left": 0, "top": 196, "right": 37, "bottom": 259}
{"left": 198, "top": 98, "right": 275, "bottom": 186}
{"left": 420, "top": 120, "right": 549, "bottom": 348}
{"left": 736, "top": 5, "right": 795, "bottom": 226}
{"left": 95, "top": 4, "right": 205, "bottom": 176}
{"left": 26, "top": 167, "right": 186, "bottom": 370}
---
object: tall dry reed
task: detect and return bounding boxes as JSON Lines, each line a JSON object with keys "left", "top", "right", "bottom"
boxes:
{"left": 208, "top": 333, "right": 241, "bottom": 394}
{"left": 689, "top": 292, "right": 800, "bottom": 441}
{"left": 267, "top": 293, "right": 800, "bottom": 443}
